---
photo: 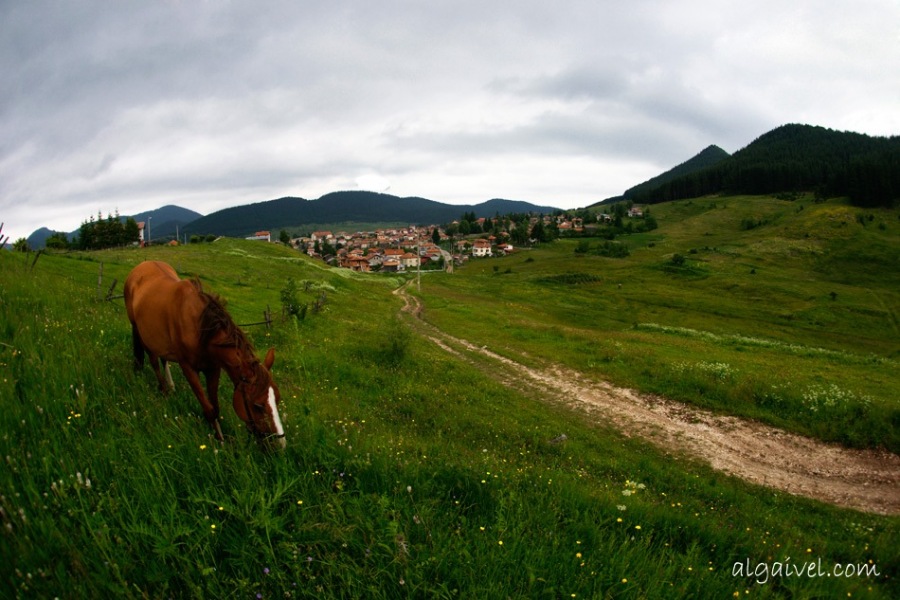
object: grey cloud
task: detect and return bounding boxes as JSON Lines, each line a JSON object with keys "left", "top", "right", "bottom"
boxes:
{"left": 1, "top": 1, "right": 898, "bottom": 241}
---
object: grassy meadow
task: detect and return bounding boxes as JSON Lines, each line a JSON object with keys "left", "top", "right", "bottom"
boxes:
{"left": 419, "top": 196, "right": 900, "bottom": 453}
{"left": 1, "top": 195, "right": 898, "bottom": 598}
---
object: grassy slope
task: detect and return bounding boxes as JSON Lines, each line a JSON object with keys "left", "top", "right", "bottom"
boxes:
{"left": 1, "top": 230, "right": 897, "bottom": 598}
{"left": 418, "top": 196, "right": 900, "bottom": 452}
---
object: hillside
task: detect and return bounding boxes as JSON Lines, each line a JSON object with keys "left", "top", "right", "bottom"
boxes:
{"left": 2, "top": 199, "right": 897, "bottom": 598}
{"left": 622, "top": 145, "right": 730, "bottom": 201}
{"left": 629, "top": 124, "right": 900, "bottom": 207}
{"left": 4, "top": 194, "right": 900, "bottom": 597}
{"left": 182, "top": 191, "right": 560, "bottom": 237}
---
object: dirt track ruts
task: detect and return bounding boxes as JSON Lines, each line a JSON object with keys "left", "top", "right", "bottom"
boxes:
{"left": 395, "top": 282, "right": 900, "bottom": 515}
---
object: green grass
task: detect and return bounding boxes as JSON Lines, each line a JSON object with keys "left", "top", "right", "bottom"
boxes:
{"left": 1, "top": 226, "right": 898, "bottom": 598}
{"left": 418, "top": 196, "right": 900, "bottom": 452}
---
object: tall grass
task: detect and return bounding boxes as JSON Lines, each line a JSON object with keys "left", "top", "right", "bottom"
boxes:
{"left": 1, "top": 239, "right": 898, "bottom": 598}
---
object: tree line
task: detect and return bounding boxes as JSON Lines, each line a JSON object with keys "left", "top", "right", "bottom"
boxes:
{"left": 628, "top": 124, "right": 900, "bottom": 208}
{"left": 75, "top": 212, "right": 141, "bottom": 250}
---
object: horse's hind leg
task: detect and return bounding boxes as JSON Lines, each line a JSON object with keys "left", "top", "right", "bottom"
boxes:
{"left": 147, "top": 353, "right": 170, "bottom": 393}
{"left": 162, "top": 359, "right": 175, "bottom": 391}
{"left": 131, "top": 323, "right": 145, "bottom": 371}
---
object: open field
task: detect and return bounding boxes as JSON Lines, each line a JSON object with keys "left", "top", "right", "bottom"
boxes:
{"left": 417, "top": 196, "right": 900, "bottom": 453}
{"left": 1, "top": 196, "right": 898, "bottom": 598}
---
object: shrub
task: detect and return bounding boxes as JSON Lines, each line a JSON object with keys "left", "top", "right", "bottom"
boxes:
{"left": 594, "top": 241, "right": 629, "bottom": 258}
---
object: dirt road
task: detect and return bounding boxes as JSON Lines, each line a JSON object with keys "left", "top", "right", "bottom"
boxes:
{"left": 395, "top": 282, "right": 900, "bottom": 515}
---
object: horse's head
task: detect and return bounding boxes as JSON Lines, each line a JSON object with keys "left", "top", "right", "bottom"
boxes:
{"left": 232, "top": 348, "right": 286, "bottom": 450}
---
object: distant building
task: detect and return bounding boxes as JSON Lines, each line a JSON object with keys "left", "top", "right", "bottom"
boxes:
{"left": 246, "top": 231, "right": 271, "bottom": 242}
{"left": 472, "top": 238, "right": 492, "bottom": 257}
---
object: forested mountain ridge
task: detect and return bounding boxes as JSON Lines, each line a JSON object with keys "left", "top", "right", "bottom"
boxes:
{"left": 182, "top": 192, "right": 560, "bottom": 237}
{"left": 623, "top": 145, "right": 730, "bottom": 200}
{"left": 629, "top": 124, "right": 900, "bottom": 207}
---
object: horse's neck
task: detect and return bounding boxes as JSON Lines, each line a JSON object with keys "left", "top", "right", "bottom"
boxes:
{"left": 210, "top": 344, "right": 255, "bottom": 384}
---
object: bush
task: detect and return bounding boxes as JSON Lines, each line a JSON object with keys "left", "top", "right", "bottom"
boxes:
{"left": 280, "top": 277, "right": 306, "bottom": 320}
{"left": 595, "top": 241, "right": 630, "bottom": 258}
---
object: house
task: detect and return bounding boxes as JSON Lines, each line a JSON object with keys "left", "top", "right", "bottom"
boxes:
{"left": 345, "top": 255, "right": 371, "bottom": 272}
{"left": 246, "top": 231, "right": 271, "bottom": 242}
{"left": 400, "top": 252, "right": 420, "bottom": 269}
{"left": 382, "top": 258, "right": 401, "bottom": 273}
{"left": 472, "top": 238, "right": 492, "bottom": 257}
{"left": 628, "top": 207, "right": 643, "bottom": 218}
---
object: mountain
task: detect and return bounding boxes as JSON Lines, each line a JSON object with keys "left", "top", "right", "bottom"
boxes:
{"left": 26, "top": 227, "right": 57, "bottom": 250}
{"left": 182, "top": 192, "right": 560, "bottom": 237}
{"left": 26, "top": 205, "right": 202, "bottom": 249}
{"left": 629, "top": 124, "right": 900, "bottom": 207}
{"left": 623, "top": 145, "right": 730, "bottom": 200}
{"left": 128, "top": 205, "right": 203, "bottom": 242}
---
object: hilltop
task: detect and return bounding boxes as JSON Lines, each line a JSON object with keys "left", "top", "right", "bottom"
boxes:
{"left": 23, "top": 194, "right": 559, "bottom": 247}
{"left": 622, "top": 145, "right": 730, "bottom": 200}
{"left": 182, "top": 192, "right": 560, "bottom": 238}
{"left": 629, "top": 124, "right": 900, "bottom": 207}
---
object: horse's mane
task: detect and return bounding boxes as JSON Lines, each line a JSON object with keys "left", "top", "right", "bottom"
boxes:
{"left": 198, "top": 291, "right": 255, "bottom": 359}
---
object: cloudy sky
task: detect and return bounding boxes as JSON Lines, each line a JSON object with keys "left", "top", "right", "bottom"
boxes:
{"left": 2, "top": 0, "right": 898, "bottom": 241}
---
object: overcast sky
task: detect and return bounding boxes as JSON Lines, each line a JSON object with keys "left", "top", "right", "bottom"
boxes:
{"left": 2, "top": 0, "right": 898, "bottom": 241}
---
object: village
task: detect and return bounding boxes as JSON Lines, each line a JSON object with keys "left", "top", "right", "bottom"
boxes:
{"left": 242, "top": 209, "right": 646, "bottom": 273}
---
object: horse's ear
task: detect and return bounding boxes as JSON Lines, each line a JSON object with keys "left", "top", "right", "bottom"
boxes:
{"left": 264, "top": 347, "right": 275, "bottom": 370}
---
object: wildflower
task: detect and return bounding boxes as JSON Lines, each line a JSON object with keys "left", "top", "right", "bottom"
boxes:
{"left": 617, "top": 505, "right": 626, "bottom": 511}
{"left": 576, "top": 553, "right": 582, "bottom": 559}
{"left": 498, "top": 540, "right": 503, "bottom": 546}
{"left": 200, "top": 445, "right": 207, "bottom": 451}
{"left": 635, "top": 525, "right": 641, "bottom": 530}
{"left": 263, "top": 567, "right": 270, "bottom": 575}
{"left": 297, "top": 500, "right": 303, "bottom": 505}
{"left": 622, "top": 578, "right": 628, "bottom": 583}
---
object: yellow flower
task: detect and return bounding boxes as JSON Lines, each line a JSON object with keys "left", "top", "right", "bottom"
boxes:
{"left": 498, "top": 540, "right": 503, "bottom": 546}
{"left": 576, "top": 553, "right": 582, "bottom": 559}
{"left": 622, "top": 578, "right": 628, "bottom": 584}
{"left": 297, "top": 500, "right": 303, "bottom": 505}
{"left": 200, "top": 445, "right": 207, "bottom": 451}
{"left": 635, "top": 525, "right": 642, "bottom": 530}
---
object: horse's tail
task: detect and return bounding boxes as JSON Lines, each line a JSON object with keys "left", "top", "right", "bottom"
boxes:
{"left": 131, "top": 323, "right": 145, "bottom": 371}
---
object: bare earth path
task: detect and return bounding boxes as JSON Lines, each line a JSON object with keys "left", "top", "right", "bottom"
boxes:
{"left": 395, "top": 282, "right": 900, "bottom": 515}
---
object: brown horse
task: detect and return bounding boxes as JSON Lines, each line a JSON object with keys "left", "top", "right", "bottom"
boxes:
{"left": 124, "top": 261, "right": 285, "bottom": 448}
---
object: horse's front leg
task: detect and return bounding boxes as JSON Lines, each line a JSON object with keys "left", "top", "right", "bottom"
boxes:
{"left": 179, "top": 363, "right": 223, "bottom": 441}
{"left": 204, "top": 368, "right": 225, "bottom": 442}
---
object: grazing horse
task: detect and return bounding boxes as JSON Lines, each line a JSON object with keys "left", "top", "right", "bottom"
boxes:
{"left": 124, "top": 261, "right": 285, "bottom": 448}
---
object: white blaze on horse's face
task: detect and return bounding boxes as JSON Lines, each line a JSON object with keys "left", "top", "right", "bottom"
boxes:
{"left": 267, "top": 386, "right": 286, "bottom": 448}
